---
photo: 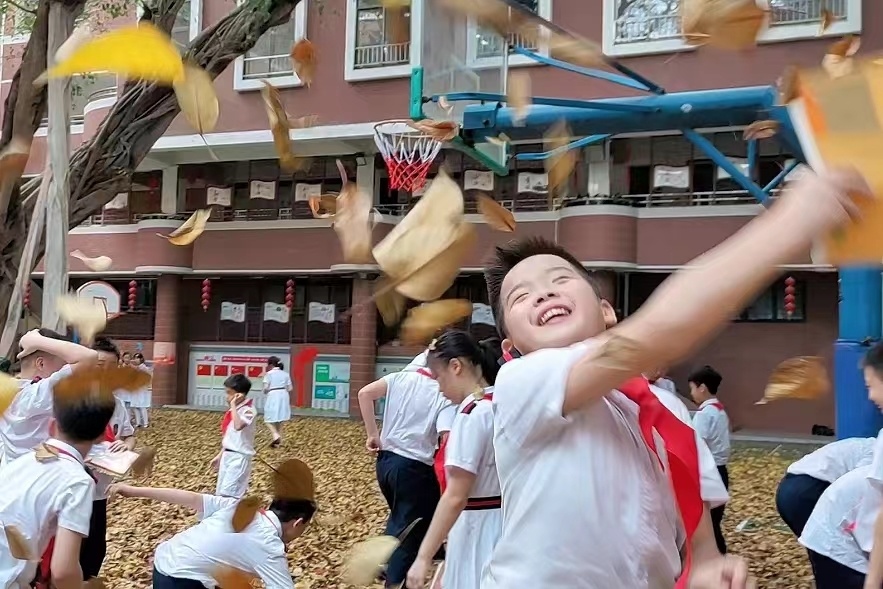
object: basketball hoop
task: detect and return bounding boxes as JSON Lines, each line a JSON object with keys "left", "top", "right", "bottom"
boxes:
{"left": 373, "top": 119, "right": 442, "bottom": 193}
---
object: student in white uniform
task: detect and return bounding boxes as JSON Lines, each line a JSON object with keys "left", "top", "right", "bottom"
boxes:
{"left": 647, "top": 367, "right": 678, "bottom": 396}
{"left": 406, "top": 331, "right": 505, "bottom": 589}
{"left": 477, "top": 173, "right": 868, "bottom": 589}
{"left": 776, "top": 436, "right": 875, "bottom": 537}
{"left": 110, "top": 483, "right": 315, "bottom": 588}
{"left": 262, "top": 356, "right": 293, "bottom": 448}
{"left": 358, "top": 351, "right": 455, "bottom": 588}
{"left": 211, "top": 374, "right": 256, "bottom": 499}
{"left": 0, "top": 328, "right": 99, "bottom": 467}
{"left": 80, "top": 337, "right": 138, "bottom": 581}
{"left": 0, "top": 379, "right": 116, "bottom": 589}
{"left": 129, "top": 353, "right": 152, "bottom": 428}
{"left": 688, "top": 365, "right": 731, "bottom": 554}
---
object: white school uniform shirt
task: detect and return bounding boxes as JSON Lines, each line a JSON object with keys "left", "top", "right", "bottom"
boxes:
{"left": 222, "top": 401, "right": 257, "bottom": 456}
{"left": 841, "top": 428, "right": 883, "bottom": 558}
{"left": 787, "top": 437, "right": 876, "bottom": 483}
{"left": 380, "top": 369, "right": 455, "bottom": 465}
{"left": 445, "top": 387, "right": 500, "bottom": 498}
{"left": 483, "top": 344, "right": 683, "bottom": 589}
{"left": 0, "top": 365, "right": 74, "bottom": 466}
{"left": 692, "top": 398, "right": 731, "bottom": 466}
{"left": 88, "top": 396, "right": 137, "bottom": 500}
{"left": 799, "top": 465, "right": 872, "bottom": 574}
{"left": 648, "top": 383, "right": 729, "bottom": 507}
{"left": 263, "top": 367, "right": 292, "bottom": 393}
{"left": 0, "top": 439, "right": 95, "bottom": 588}
{"left": 153, "top": 494, "right": 294, "bottom": 589}
{"left": 655, "top": 377, "right": 678, "bottom": 396}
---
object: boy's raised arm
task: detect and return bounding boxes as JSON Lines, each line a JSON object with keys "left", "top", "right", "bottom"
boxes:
{"left": 564, "top": 168, "right": 871, "bottom": 415}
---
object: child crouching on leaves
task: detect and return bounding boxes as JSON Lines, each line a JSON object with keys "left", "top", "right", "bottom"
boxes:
{"left": 211, "top": 374, "right": 256, "bottom": 499}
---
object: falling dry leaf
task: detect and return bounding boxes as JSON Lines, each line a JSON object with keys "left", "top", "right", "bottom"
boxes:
{"left": 777, "top": 66, "right": 799, "bottom": 104}
{"left": 34, "top": 443, "right": 59, "bottom": 463}
{"left": 743, "top": 120, "right": 779, "bottom": 141}
{"left": 232, "top": 496, "right": 263, "bottom": 532}
{"left": 757, "top": 356, "right": 830, "bottom": 405}
{"left": 158, "top": 209, "right": 211, "bottom": 246}
{"left": 400, "top": 299, "right": 472, "bottom": 345}
{"left": 57, "top": 294, "right": 108, "bottom": 345}
{"left": 0, "top": 138, "right": 30, "bottom": 186}
{"left": 333, "top": 161, "right": 374, "bottom": 264}
{"left": 272, "top": 458, "right": 315, "bottom": 501}
{"left": 290, "top": 38, "right": 317, "bottom": 87}
{"left": 407, "top": 120, "right": 460, "bottom": 142}
{"left": 548, "top": 32, "right": 606, "bottom": 68}
{"left": 545, "top": 120, "right": 576, "bottom": 206}
{"left": 438, "top": 95, "right": 453, "bottom": 116}
{"left": 681, "top": 0, "right": 769, "bottom": 50}
{"left": 507, "top": 71, "right": 532, "bottom": 127}
{"left": 822, "top": 35, "right": 861, "bottom": 78}
{"left": 42, "top": 23, "right": 184, "bottom": 85}
{"left": 213, "top": 566, "right": 257, "bottom": 589}
{"left": 818, "top": 8, "right": 839, "bottom": 35}
{"left": 173, "top": 63, "right": 219, "bottom": 136}
{"left": 131, "top": 447, "right": 157, "bottom": 478}
{"left": 477, "top": 194, "right": 515, "bottom": 232}
{"left": 342, "top": 536, "right": 400, "bottom": 585}
{"left": 54, "top": 365, "right": 152, "bottom": 405}
{"left": 4, "top": 525, "right": 37, "bottom": 561}
{"left": 260, "top": 81, "right": 312, "bottom": 174}
{"left": 374, "top": 278, "right": 407, "bottom": 327}
{"left": 308, "top": 195, "right": 337, "bottom": 219}
{"left": 0, "top": 372, "right": 19, "bottom": 417}
{"left": 70, "top": 250, "right": 113, "bottom": 272}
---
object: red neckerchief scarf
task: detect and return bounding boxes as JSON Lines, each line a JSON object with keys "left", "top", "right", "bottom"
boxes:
{"left": 434, "top": 392, "right": 494, "bottom": 494}
{"left": 708, "top": 400, "right": 725, "bottom": 412}
{"left": 221, "top": 399, "right": 254, "bottom": 435}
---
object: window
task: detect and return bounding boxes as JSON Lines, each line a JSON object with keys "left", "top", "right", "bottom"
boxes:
{"left": 603, "top": 0, "right": 861, "bottom": 57}
{"left": 2, "top": 5, "right": 33, "bottom": 43}
{"left": 37, "top": 74, "right": 117, "bottom": 133}
{"left": 736, "top": 279, "right": 806, "bottom": 322}
{"left": 172, "top": 0, "right": 200, "bottom": 48}
{"left": 233, "top": 2, "right": 308, "bottom": 91}
{"left": 468, "top": 0, "right": 551, "bottom": 66}
{"left": 345, "top": 0, "right": 417, "bottom": 82}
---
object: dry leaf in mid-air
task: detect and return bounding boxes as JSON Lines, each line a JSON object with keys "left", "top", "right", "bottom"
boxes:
{"left": 407, "top": 120, "right": 460, "bottom": 142}
{"left": 308, "top": 195, "right": 337, "bottom": 219}
{"left": 343, "top": 536, "right": 400, "bottom": 585}
{"left": 333, "top": 161, "right": 374, "bottom": 264}
{"left": 70, "top": 250, "right": 113, "bottom": 272}
{"left": 818, "top": 8, "right": 839, "bottom": 35}
{"left": 0, "top": 372, "right": 20, "bottom": 417}
{"left": 290, "top": 38, "right": 317, "bottom": 87}
{"left": 507, "top": 71, "right": 532, "bottom": 127}
{"left": 400, "top": 299, "right": 473, "bottom": 345}
{"left": 42, "top": 23, "right": 184, "bottom": 84}
{"left": 0, "top": 138, "right": 30, "bottom": 185}
{"left": 131, "top": 447, "right": 157, "bottom": 478}
{"left": 173, "top": 63, "right": 220, "bottom": 135}
{"left": 681, "top": 0, "right": 769, "bottom": 50}
{"left": 56, "top": 294, "right": 108, "bottom": 345}
{"left": 273, "top": 458, "right": 315, "bottom": 501}
{"left": 213, "top": 566, "right": 257, "bottom": 589}
{"left": 757, "top": 356, "right": 830, "bottom": 405}
{"left": 548, "top": 32, "right": 606, "bottom": 68}
{"left": 4, "top": 525, "right": 37, "bottom": 561}
{"left": 232, "top": 497, "right": 263, "bottom": 532}
{"left": 374, "top": 278, "right": 407, "bottom": 326}
{"left": 545, "top": 120, "right": 575, "bottom": 205}
{"left": 259, "top": 81, "right": 313, "bottom": 173}
{"left": 777, "top": 66, "right": 799, "bottom": 104}
{"left": 158, "top": 209, "right": 212, "bottom": 246}
{"left": 53, "top": 365, "right": 152, "bottom": 404}
{"left": 822, "top": 35, "right": 861, "bottom": 78}
{"left": 477, "top": 194, "right": 515, "bottom": 232}
{"left": 743, "top": 120, "right": 779, "bottom": 141}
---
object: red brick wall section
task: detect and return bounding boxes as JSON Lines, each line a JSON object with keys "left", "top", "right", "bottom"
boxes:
{"left": 152, "top": 275, "right": 182, "bottom": 406}
{"left": 349, "top": 277, "right": 377, "bottom": 418}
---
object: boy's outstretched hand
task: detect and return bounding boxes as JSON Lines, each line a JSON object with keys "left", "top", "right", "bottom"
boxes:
{"left": 688, "top": 555, "right": 756, "bottom": 589}
{"left": 777, "top": 167, "right": 873, "bottom": 237}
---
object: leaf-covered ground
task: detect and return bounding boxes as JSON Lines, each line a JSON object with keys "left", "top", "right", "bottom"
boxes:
{"left": 102, "top": 410, "right": 817, "bottom": 588}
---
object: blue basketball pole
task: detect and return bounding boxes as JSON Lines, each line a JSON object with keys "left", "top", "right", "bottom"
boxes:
{"left": 835, "top": 268, "right": 883, "bottom": 438}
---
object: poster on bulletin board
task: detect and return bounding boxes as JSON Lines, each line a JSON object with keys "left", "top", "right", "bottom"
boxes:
{"left": 311, "top": 357, "right": 350, "bottom": 414}
{"left": 188, "top": 347, "right": 289, "bottom": 411}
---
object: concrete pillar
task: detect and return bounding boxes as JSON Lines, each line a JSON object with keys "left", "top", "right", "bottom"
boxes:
{"left": 356, "top": 158, "right": 377, "bottom": 204}
{"left": 152, "top": 274, "right": 182, "bottom": 405}
{"left": 161, "top": 166, "right": 179, "bottom": 215}
{"left": 348, "top": 275, "right": 377, "bottom": 418}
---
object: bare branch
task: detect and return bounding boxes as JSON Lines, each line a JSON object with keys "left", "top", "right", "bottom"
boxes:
{"left": 6, "top": 0, "right": 37, "bottom": 15}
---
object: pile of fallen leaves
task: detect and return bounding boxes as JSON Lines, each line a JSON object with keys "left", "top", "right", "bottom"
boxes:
{"left": 100, "top": 410, "right": 818, "bottom": 588}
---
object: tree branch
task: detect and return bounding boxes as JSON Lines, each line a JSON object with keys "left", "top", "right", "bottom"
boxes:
{"left": 7, "top": 0, "right": 37, "bottom": 14}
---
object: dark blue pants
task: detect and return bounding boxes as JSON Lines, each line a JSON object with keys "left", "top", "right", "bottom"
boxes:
{"left": 775, "top": 473, "right": 831, "bottom": 538}
{"left": 376, "top": 450, "right": 440, "bottom": 587}
{"left": 152, "top": 568, "right": 210, "bottom": 589}
{"left": 79, "top": 499, "right": 107, "bottom": 579}
{"left": 710, "top": 465, "right": 729, "bottom": 554}
{"left": 807, "top": 551, "right": 865, "bottom": 589}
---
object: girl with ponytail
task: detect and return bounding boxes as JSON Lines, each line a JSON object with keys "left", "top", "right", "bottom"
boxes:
{"left": 406, "top": 329, "right": 503, "bottom": 589}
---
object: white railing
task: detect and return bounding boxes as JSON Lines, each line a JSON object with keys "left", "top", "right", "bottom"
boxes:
{"left": 476, "top": 30, "right": 540, "bottom": 58}
{"left": 354, "top": 41, "right": 411, "bottom": 68}
{"left": 242, "top": 53, "right": 294, "bottom": 79}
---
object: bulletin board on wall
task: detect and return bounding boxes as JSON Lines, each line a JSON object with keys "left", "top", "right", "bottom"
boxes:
{"left": 188, "top": 346, "right": 290, "bottom": 411}
{"left": 310, "top": 355, "right": 351, "bottom": 416}
{"left": 374, "top": 357, "right": 413, "bottom": 419}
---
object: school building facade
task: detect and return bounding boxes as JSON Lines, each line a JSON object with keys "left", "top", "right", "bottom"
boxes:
{"left": 1, "top": 0, "right": 872, "bottom": 434}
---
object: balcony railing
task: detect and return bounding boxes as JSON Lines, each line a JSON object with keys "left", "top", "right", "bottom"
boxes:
{"left": 242, "top": 53, "right": 295, "bottom": 79}
{"left": 187, "top": 305, "right": 351, "bottom": 345}
{"left": 354, "top": 41, "right": 411, "bottom": 68}
{"left": 476, "top": 30, "right": 540, "bottom": 58}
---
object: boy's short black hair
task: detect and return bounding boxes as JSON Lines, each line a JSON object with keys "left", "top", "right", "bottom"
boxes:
{"left": 92, "top": 336, "right": 121, "bottom": 360}
{"left": 224, "top": 373, "right": 252, "bottom": 394}
{"left": 0, "top": 357, "right": 11, "bottom": 374}
{"left": 484, "top": 237, "right": 601, "bottom": 337}
{"left": 687, "top": 365, "right": 723, "bottom": 395}
{"left": 862, "top": 342, "right": 883, "bottom": 377}
{"left": 269, "top": 498, "right": 317, "bottom": 524}
{"left": 53, "top": 394, "right": 116, "bottom": 443}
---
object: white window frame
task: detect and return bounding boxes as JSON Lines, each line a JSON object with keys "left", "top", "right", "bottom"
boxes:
{"left": 344, "top": 0, "right": 423, "bottom": 82}
{"left": 603, "top": 0, "right": 862, "bottom": 57}
{"left": 466, "top": 0, "right": 552, "bottom": 69}
{"left": 233, "top": 1, "right": 308, "bottom": 91}
{"left": 135, "top": 0, "right": 202, "bottom": 44}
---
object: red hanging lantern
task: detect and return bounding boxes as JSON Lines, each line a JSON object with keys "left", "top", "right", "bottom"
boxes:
{"left": 128, "top": 280, "right": 138, "bottom": 311}
{"left": 23, "top": 282, "right": 30, "bottom": 308}
{"left": 201, "top": 278, "right": 212, "bottom": 312}
{"left": 784, "top": 276, "right": 796, "bottom": 318}
{"left": 285, "top": 279, "right": 295, "bottom": 309}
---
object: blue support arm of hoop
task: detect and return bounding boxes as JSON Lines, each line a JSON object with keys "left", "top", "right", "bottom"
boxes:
{"left": 436, "top": 92, "right": 657, "bottom": 113}
{"left": 514, "top": 134, "right": 611, "bottom": 162}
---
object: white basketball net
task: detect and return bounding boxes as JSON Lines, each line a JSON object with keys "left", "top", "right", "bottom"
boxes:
{"left": 373, "top": 120, "right": 443, "bottom": 192}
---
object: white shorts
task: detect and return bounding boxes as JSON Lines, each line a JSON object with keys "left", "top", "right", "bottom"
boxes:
{"left": 216, "top": 451, "right": 253, "bottom": 499}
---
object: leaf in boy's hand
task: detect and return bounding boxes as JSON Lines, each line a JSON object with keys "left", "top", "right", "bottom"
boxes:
{"left": 232, "top": 496, "right": 263, "bottom": 532}
{"left": 4, "top": 525, "right": 37, "bottom": 561}
{"left": 342, "top": 536, "right": 400, "bottom": 585}
{"left": 213, "top": 565, "right": 257, "bottom": 589}
{"left": 756, "top": 356, "right": 830, "bottom": 405}
{"left": 131, "top": 447, "right": 156, "bottom": 478}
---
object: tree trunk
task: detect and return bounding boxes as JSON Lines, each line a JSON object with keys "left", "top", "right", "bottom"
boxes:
{"left": 0, "top": 0, "right": 302, "bottom": 351}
